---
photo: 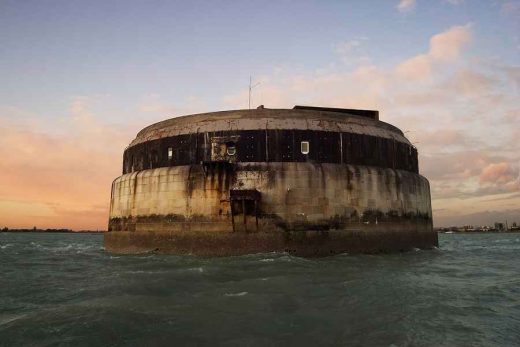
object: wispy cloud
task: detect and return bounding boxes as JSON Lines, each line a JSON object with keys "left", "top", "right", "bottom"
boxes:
{"left": 501, "top": 1, "right": 520, "bottom": 16}
{"left": 222, "top": 23, "right": 520, "bottom": 226}
{"left": 0, "top": 98, "right": 137, "bottom": 230}
{"left": 334, "top": 38, "right": 370, "bottom": 66}
{"left": 396, "top": 24, "right": 472, "bottom": 80}
{"left": 446, "top": 0, "right": 464, "bottom": 5}
{"left": 397, "top": 0, "right": 416, "bottom": 13}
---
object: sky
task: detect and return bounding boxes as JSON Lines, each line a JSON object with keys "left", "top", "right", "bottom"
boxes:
{"left": 0, "top": 0, "right": 519, "bottom": 230}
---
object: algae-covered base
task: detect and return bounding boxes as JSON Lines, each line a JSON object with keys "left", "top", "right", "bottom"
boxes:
{"left": 104, "top": 228, "right": 438, "bottom": 257}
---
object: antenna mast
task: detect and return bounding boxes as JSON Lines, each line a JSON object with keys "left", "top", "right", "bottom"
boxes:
{"left": 248, "top": 76, "right": 261, "bottom": 109}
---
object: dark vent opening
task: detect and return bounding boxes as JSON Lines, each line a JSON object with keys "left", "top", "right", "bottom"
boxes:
{"left": 293, "top": 106, "right": 379, "bottom": 120}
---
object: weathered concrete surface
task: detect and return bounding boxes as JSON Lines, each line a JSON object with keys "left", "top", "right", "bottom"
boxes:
{"left": 129, "top": 109, "right": 411, "bottom": 147}
{"left": 106, "top": 162, "right": 436, "bottom": 255}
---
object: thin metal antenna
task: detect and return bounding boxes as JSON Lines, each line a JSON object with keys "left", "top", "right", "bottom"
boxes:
{"left": 248, "top": 76, "right": 261, "bottom": 109}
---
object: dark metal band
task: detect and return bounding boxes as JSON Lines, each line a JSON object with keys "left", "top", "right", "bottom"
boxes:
{"left": 123, "top": 129, "right": 418, "bottom": 174}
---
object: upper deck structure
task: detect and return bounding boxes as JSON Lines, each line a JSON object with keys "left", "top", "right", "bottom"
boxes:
{"left": 122, "top": 106, "right": 418, "bottom": 174}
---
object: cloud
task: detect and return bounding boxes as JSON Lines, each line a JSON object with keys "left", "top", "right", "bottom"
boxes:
{"left": 479, "top": 162, "right": 520, "bottom": 190}
{"left": 442, "top": 69, "right": 496, "bottom": 96}
{"left": 500, "top": 65, "right": 520, "bottom": 89}
{"left": 397, "top": 0, "right": 416, "bottom": 12}
{"left": 1, "top": 22, "right": 517, "bottom": 229}
{"left": 424, "top": 152, "right": 519, "bottom": 200}
{"left": 0, "top": 97, "right": 137, "bottom": 230}
{"left": 422, "top": 151, "right": 491, "bottom": 183}
{"left": 334, "top": 38, "right": 370, "bottom": 66}
{"left": 221, "top": 23, "right": 520, "bottom": 226}
{"left": 224, "top": 25, "right": 475, "bottom": 112}
{"left": 501, "top": 1, "right": 520, "bottom": 16}
{"left": 446, "top": 0, "right": 464, "bottom": 4}
{"left": 335, "top": 40, "right": 361, "bottom": 56}
{"left": 417, "top": 129, "right": 480, "bottom": 151}
{"left": 395, "top": 54, "right": 433, "bottom": 80}
{"left": 0, "top": 93, "right": 213, "bottom": 230}
{"left": 396, "top": 24, "right": 472, "bottom": 80}
{"left": 503, "top": 108, "right": 520, "bottom": 122}
{"left": 429, "top": 24, "right": 472, "bottom": 61}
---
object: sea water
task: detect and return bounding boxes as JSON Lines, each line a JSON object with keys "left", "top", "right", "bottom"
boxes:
{"left": 1, "top": 232, "right": 519, "bottom": 346}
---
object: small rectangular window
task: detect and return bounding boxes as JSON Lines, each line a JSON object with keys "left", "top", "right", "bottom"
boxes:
{"left": 301, "top": 141, "right": 309, "bottom": 154}
{"left": 168, "top": 147, "right": 173, "bottom": 160}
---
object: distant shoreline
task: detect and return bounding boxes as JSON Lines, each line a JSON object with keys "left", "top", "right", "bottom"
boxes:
{"left": 1, "top": 229, "right": 104, "bottom": 234}
{"left": 437, "top": 230, "right": 520, "bottom": 234}
{"left": 3, "top": 230, "right": 520, "bottom": 235}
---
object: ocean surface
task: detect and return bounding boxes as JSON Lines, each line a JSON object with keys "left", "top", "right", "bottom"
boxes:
{"left": 1, "top": 232, "right": 519, "bottom": 347}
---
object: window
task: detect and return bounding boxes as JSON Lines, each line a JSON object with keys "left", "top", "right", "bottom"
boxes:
{"left": 226, "top": 143, "right": 236, "bottom": 156}
{"left": 301, "top": 141, "right": 309, "bottom": 154}
{"left": 168, "top": 147, "right": 173, "bottom": 160}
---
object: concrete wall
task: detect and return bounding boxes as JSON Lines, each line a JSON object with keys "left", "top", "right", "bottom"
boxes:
{"left": 130, "top": 109, "right": 409, "bottom": 147}
{"left": 109, "top": 162, "right": 432, "bottom": 233}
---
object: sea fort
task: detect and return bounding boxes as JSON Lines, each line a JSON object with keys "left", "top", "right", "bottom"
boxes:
{"left": 105, "top": 106, "right": 437, "bottom": 255}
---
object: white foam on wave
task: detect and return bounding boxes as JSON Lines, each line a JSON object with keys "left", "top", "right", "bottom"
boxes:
{"left": 0, "top": 313, "right": 28, "bottom": 326}
{"left": 0, "top": 243, "right": 13, "bottom": 249}
{"left": 188, "top": 267, "right": 204, "bottom": 273}
{"left": 224, "top": 291, "right": 248, "bottom": 297}
{"left": 259, "top": 258, "right": 275, "bottom": 262}
{"left": 29, "top": 242, "right": 97, "bottom": 253}
{"left": 125, "top": 269, "right": 170, "bottom": 275}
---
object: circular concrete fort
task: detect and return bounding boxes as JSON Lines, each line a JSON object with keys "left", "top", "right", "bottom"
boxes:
{"left": 105, "top": 106, "right": 437, "bottom": 256}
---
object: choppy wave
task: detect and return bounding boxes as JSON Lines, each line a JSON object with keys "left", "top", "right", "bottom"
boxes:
{"left": 28, "top": 241, "right": 101, "bottom": 253}
{"left": 1, "top": 232, "right": 520, "bottom": 346}
{"left": 224, "top": 291, "right": 248, "bottom": 297}
{"left": 259, "top": 258, "right": 275, "bottom": 262}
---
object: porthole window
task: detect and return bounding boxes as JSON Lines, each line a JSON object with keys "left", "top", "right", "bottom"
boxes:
{"left": 301, "top": 141, "right": 310, "bottom": 155}
{"left": 168, "top": 147, "right": 173, "bottom": 160}
{"left": 226, "top": 145, "right": 236, "bottom": 156}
